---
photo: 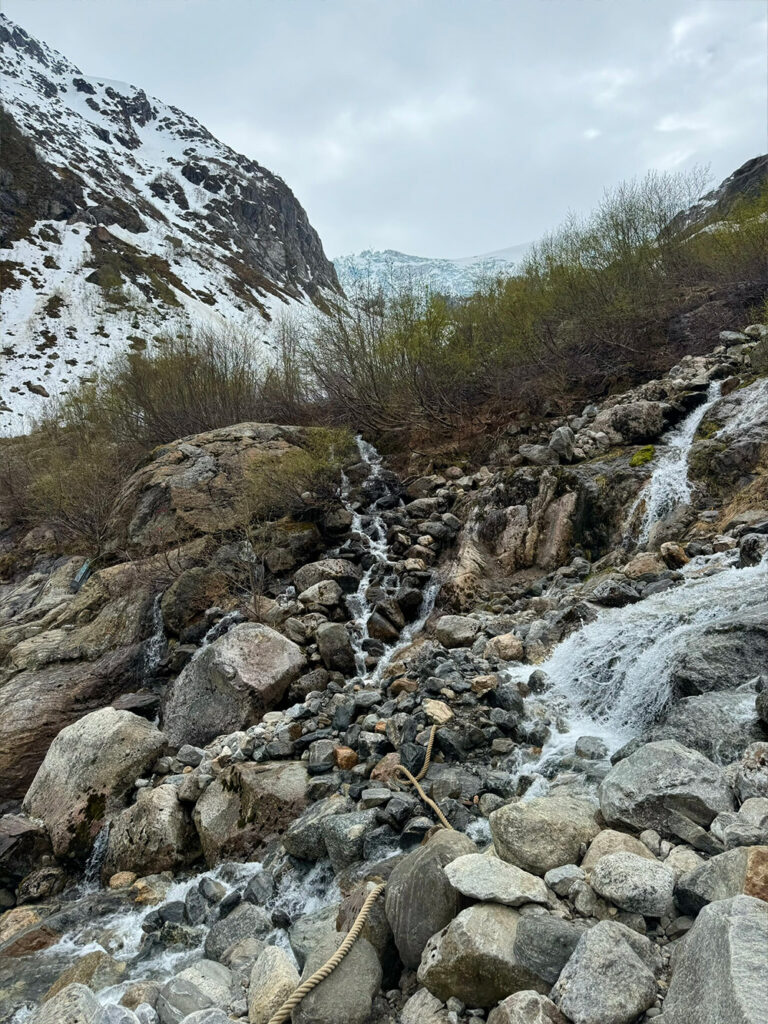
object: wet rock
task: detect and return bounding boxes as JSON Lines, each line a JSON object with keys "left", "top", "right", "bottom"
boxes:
{"left": 23, "top": 708, "right": 166, "bottom": 861}
{"left": 663, "top": 895, "right": 768, "bottom": 1024}
{"left": 204, "top": 903, "right": 271, "bottom": 962}
{"left": 675, "top": 845, "right": 768, "bottom": 914}
{"left": 648, "top": 689, "right": 764, "bottom": 763}
{"left": 103, "top": 786, "right": 198, "bottom": 877}
{"left": 590, "top": 852, "right": 675, "bottom": 916}
{"left": 417, "top": 903, "right": 549, "bottom": 1008}
{"left": 316, "top": 622, "right": 356, "bottom": 674}
{"left": 321, "top": 809, "right": 379, "bottom": 872}
{"left": 44, "top": 950, "right": 126, "bottom": 1001}
{"left": 488, "top": 992, "right": 568, "bottom": 1024}
{"left": 293, "top": 558, "right": 363, "bottom": 593}
{"left": 30, "top": 983, "right": 101, "bottom": 1023}
{"left": 668, "top": 609, "right": 768, "bottom": 696}
{"left": 95, "top": 1007, "right": 140, "bottom": 1024}
{"left": 435, "top": 615, "right": 480, "bottom": 648}
{"left": 282, "top": 795, "right": 354, "bottom": 861}
{"left": 385, "top": 829, "right": 476, "bottom": 968}
{"left": 247, "top": 945, "right": 298, "bottom": 1023}
{"left": 513, "top": 915, "right": 586, "bottom": 985}
{"left": 193, "top": 761, "right": 308, "bottom": 865}
{"left": 291, "top": 932, "right": 382, "bottom": 1024}
{"left": 598, "top": 740, "right": 735, "bottom": 846}
{"left": 288, "top": 904, "right": 339, "bottom": 969}
{"left": 489, "top": 796, "right": 600, "bottom": 875}
{"left": 550, "top": 921, "right": 660, "bottom": 1024}
{"left": 590, "top": 577, "right": 640, "bottom": 607}
{"left": 0, "top": 814, "right": 52, "bottom": 884}
{"left": 443, "top": 853, "right": 549, "bottom": 906}
{"left": 163, "top": 624, "right": 305, "bottom": 746}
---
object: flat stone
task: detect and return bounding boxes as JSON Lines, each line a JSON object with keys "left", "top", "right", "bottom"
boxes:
{"left": 590, "top": 852, "right": 675, "bottom": 917}
{"left": 489, "top": 796, "right": 600, "bottom": 876}
{"left": 444, "top": 853, "right": 549, "bottom": 906}
{"left": 581, "top": 829, "right": 656, "bottom": 874}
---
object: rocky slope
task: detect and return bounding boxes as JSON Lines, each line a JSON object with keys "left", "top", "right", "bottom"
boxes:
{"left": 0, "top": 323, "right": 766, "bottom": 1023}
{"left": 0, "top": 15, "right": 340, "bottom": 432}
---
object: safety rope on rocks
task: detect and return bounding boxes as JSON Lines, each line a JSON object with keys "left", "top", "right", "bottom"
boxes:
{"left": 266, "top": 724, "right": 452, "bottom": 1024}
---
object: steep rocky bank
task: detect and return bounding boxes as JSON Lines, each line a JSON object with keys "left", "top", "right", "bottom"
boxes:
{"left": 0, "top": 323, "right": 767, "bottom": 1024}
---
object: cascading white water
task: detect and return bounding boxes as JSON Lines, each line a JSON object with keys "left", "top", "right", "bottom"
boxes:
{"left": 506, "top": 552, "right": 768, "bottom": 783}
{"left": 628, "top": 379, "right": 722, "bottom": 545}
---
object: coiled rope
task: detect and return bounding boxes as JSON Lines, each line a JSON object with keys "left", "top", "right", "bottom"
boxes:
{"left": 266, "top": 724, "right": 451, "bottom": 1024}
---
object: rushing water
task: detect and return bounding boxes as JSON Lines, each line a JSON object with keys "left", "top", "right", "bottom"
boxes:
{"left": 628, "top": 379, "right": 722, "bottom": 545}
{"left": 505, "top": 552, "right": 768, "bottom": 785}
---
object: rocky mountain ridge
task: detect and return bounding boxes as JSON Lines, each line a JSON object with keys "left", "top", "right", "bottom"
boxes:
{"left": 0, "top": 14, "right": 340, "bottom": 432}
{"left": 0, "top": 318, "right": 766, "bottom": 1024}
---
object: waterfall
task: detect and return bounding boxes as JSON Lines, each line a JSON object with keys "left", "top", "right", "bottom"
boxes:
{"left": 628, "top": 379, "right": 722, "bottom": 545}
{"left": 82, "top": 823, "right": 110, "bottom": 889}
{"left": 506, "top": 553, "right": 768, "bottom": 781}
{"left": 142, "top": 594, "right": 167, "bottom": 678}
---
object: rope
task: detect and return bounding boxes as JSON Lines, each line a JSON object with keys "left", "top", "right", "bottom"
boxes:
{"left": 266, "top": 724, "right": 451, "bottom": 1024}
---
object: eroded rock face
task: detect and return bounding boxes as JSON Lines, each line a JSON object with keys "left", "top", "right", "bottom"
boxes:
{"left": 489, "top": 796, "right": 600, "bottom": 876}
{"left": 417, "top": 903, "right": 549, "bottom": 1008}
{"left": 23, "top": 708, "right": 166, "bottom": 860}
{"left": 598, "top": 740, "right": 735, "bottom": 846}
{"left": 163, "top": 623, "right": 305, "bottom": 747}
{"left": 663, "top": 896, "right": 768, "bottom": 1024}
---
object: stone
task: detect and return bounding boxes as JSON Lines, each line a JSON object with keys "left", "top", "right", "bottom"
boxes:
{"left": 247, "top": 946, "right": 299, "bottom": 1024}
{"left": 488, "top": 992, "right": 567, "bottom": 1024}
{"left": 734, "top": 742, "right": 768, "bottom": 801}
{"left": 675, "top": 845, "right": 768, "bottom": 915}
{"left": 30, "top": 984, "right": 101, "bottom": 1023}
{"left": 23, "top": 708, "right": 166, "bottom": 861}
{"left": 668, "top": 610, "right": 768, "bottom": 697}
{"left": 95, "top": 1007, "right": 140, "bottom": 1024}
{"left": 320, "top": 809, "right": 378, "bottom": 872}
{"left": 435, "top": 615, "right": 481, "bottom": 648}
{"left": 163, "top": 624, "right": 304, "bottom": 746}
{"left": 513, "top": 915, "right": 586, "bottom": 985}
{"left": 550, "top": 921, "right": 660, "bottom": 1024}
{"left": 204, "top": 903, "right": 271, "bottom": 962}
{"left": 333, "top": 746, "right": 358, "bottom": 769}
{"left": 598, "top": 740, "right": 735, "bottom": 845}
{"left": 663, "top": 896, "right": 768, "bottom": 1024}
{"left": 489, "top": 796, "right": 600, "bottom": 876}
{"left": 298, "top": 580, "right": 343, "bottom": 607}
{"left": 315, "top": 622, "right": 356, "bottom": 674}
{"left": 543, "top": 864, "right": 584, "bottom": 897}
{"left": 590, "top": 852, "right": 675, "bottom": 916}
{"left": 291, "top": 932, "right": 382, "bottom": 1024}
{"left": 485, "top": 632, "right": 525, "bottom": 661}
{"left": 423, "top": 699, "right": 454, "bottom": 725}
{"left": 385, "top": 830, "right": 476, "bottom": 968}
{"left": 549, "top": 425, "right": 575, "bottom": 462}
{"left": 581, "top": 829, "right": 656, "bottom": 873}
{"left": 194, "top": 761, "right": 309, "bottom": 865}
{"left": 293, "top": 558, "right": 362, "bottom": 594}
{"left": 609, "top": 401, "right": 665, "bottom": 443}
{"left": 401, "top": 988, "right": 451, "bottom": 1024}
{"left": 282, "top": 795, "right": 353, "bottom": 861}
{"left": 44, "top": 950, "right": 126, "bottom": 1001}
{"left": 0, "top": 814, "right": 51, "bottom": 883}
{"left": 103, "top": 786, "right": 197, "bottom": 877}
{"left": 288, "top": 904, "right": 339, "bottom": 969}
{"left": 659, "top": 542, "right": 689, "bottom": 568}
{"left": 648, "top": 690, "right": 764, "bottom": 764}
{"left": 417, "top": 903, "right": 549, "bottom": 1008}
{"left": 160, "top": 568, "right": 232, "bottom": 636}
{"left": 443, "top": 853, "right": 549, "bottom": 906}
{"left": 156, "top": 978, "right": 215, "bottom": 1024}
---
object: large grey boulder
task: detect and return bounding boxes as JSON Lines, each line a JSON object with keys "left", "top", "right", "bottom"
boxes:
{"left": 663, "top": 896, "right": 768, "bottom": 1024}
{"left": 30, "top": 983, "right": 101, "bottom": 1024}
{"left": 674, "top": 845, "right": 768, "bottom": 915}
{"left": 320, "top": 808, "right": 378, "bottom": 872}
{"left": 581, "top": 828, "right": 656, "bottom": 873}
{"left": 443, "top": 853, "right": 549, "bottom": 906}
{"left": 315, "top": 622, "right": 356, "bottom": 674}
{"left": 435, "top": 615, "right": 481, "bottom": 648}
{"left": 204, "top": 903, "right": 272, "bottom": 962}
{"left": 23, "top": 708, "right": 166, "bottom": 860}
{"left": 291, "top": 931, "right": 382, "bottom": 1024}
{"left": 590, "top": 852, "right": 675, "bottom": 917}
{"left": 512, "top": 916, "right": 586, "bottom": 986}
{"left": 598, "top": 741, "right": 735, "bottom": 846}
{"left": 734, "top": 742, "right": 768, "bottom": 801}
{"left": 288, "top": 904, "right": 340, "bottom": 970}
{"left": 248, "top": 946, "right": 299, "bottom": 1024}
{"left": 163, "top": 624, "right": 305, "bottom": 746}
{"left": 489, "top": 796, "right": 600, "bottom": 876}
{"left": 194, "top": 761, "right": 309, "bottom": 865}
{"left": 293, "top": 558, "right": 362, "bottom": 594}
{"left": 488, "top": 992, "right": 567, "bottom": 1024}
{"left": 103, "top": 786, "right": 197, "bottom": 878}
{"left": 648, "top": 688, "right": 764, "bottom": 763}
{"left": 417, "top": 903, "right": 549, "bottom": 1008}
{"left": 401, "top": 988, "right": 451, "bottom": 1024}
{"left": 385, "top": 830, "right": 476, "bottom": 969}
{"left": 282, "top": 795, "right": 354, "bottom": 861}
{"left": 668, "top": 609, "right": 768, "bottom": 697}
{"left": 550, "top": 921, "right": 660, "bottom": 1024}
{"left": 608, "top": 400, "right": 665, "bottom": 443}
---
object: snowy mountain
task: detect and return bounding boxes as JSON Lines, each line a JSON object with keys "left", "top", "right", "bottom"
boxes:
{"left": 0, "top": 15, "right": 340, "bottom": 433}
{"left": 334, "top": 241, "right": 530, "bottom": 297}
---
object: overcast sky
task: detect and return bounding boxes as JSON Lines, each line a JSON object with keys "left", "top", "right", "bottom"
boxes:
{"left": 4, "top": 0, "right": 767, "bottom": 258}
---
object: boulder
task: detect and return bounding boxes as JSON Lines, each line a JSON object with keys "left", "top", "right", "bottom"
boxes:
{"left": 163, "top": 624, "right": 304, "bottom": 746}
{"left": 161, "top": 567, "right": 233, "bottom": 636}
{"left": 443, "top": 853, "right": 549, "bottom": 906}
{"left": 549, "top": 426, "right": 575, "bottom": 463}
{"left": 675, "top": 845, "right": 768, "bottom": 915}
{"left": 590, "top": 852, "right": 675, "bottom": 916}
{"left": 44, "top": 950, "right": 126, "bottom": 1001}
{"left": 282, "top": 795, "right": 354, "bottom": 861}
{"left": 609, "top": 401, "right": 665, "bottom": 443}
{"left": 489, "top": 796, "right": 600, "bottom": 876}
{"left": 320, "top": 809, "right": 379, "bottom": 872}
{"left": 485, "top": 632, "right": 525, "bottom": 661}
{"left": 385, "top": 830, "right": 476, "bottom": 968}
{"left": 194, "top": 762, "right": 309, "bottom": 865}
{"left": 204, "top": 904, "right": 271, "bottom": 962}
{"left": 648, "top": 689, "right": 764, "bottom": 763}
{"left": 23, "top": 708, "right": 166, "bottom": 861}
{"left": 435, "top": 615, "right": 481, "bottom": 648}
{"left": 512, "top": 916, "right": 586, "bottom": 985}
{"left": 550, "top": 921, "right": 660, "bottom": 1024}
{"left": 293, "top": 559, "right": 362, "bottom": 594}
{"left": 103, "top": 786, "right": 197, "bottom": 878}
{"left": 291, "top": 932, "right": 382, "bottom": 1024}
{"left": 29, "top": 984, "right": 101, "bottom": 1024}
{"left": 0, "top": 814, "right": 52, "bottom": 884}
{"left": 288, "top": 904, "right": 339, "bottom": 969}
{"left": 417, "top": 903, "right": 549, "bottom": 1008}
{"left": 247, "top": 946, "right": 299, "bottom": 1024}
{"left": 488, "top": 992, "right": 567, "bottom": 1024}
{"left": 663, "top": 896, "right": 768, "bottom": 1024}
{"left": 401, "top": 988, "right": 451, "bottom": 1024}
{"left": 668, "top": 609, "right": 768, "bottom": 696}
{"left": 315, "top": 623, "right": 356, "bottom": 674}
{"left": 734, "top": 742, "right": 768, "bottom": 801}
{"left": 598, "top": 740, "right": 735, "bottom": 846}
{"left": 581, "top": 829, "right": 656, "bottom": 874}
